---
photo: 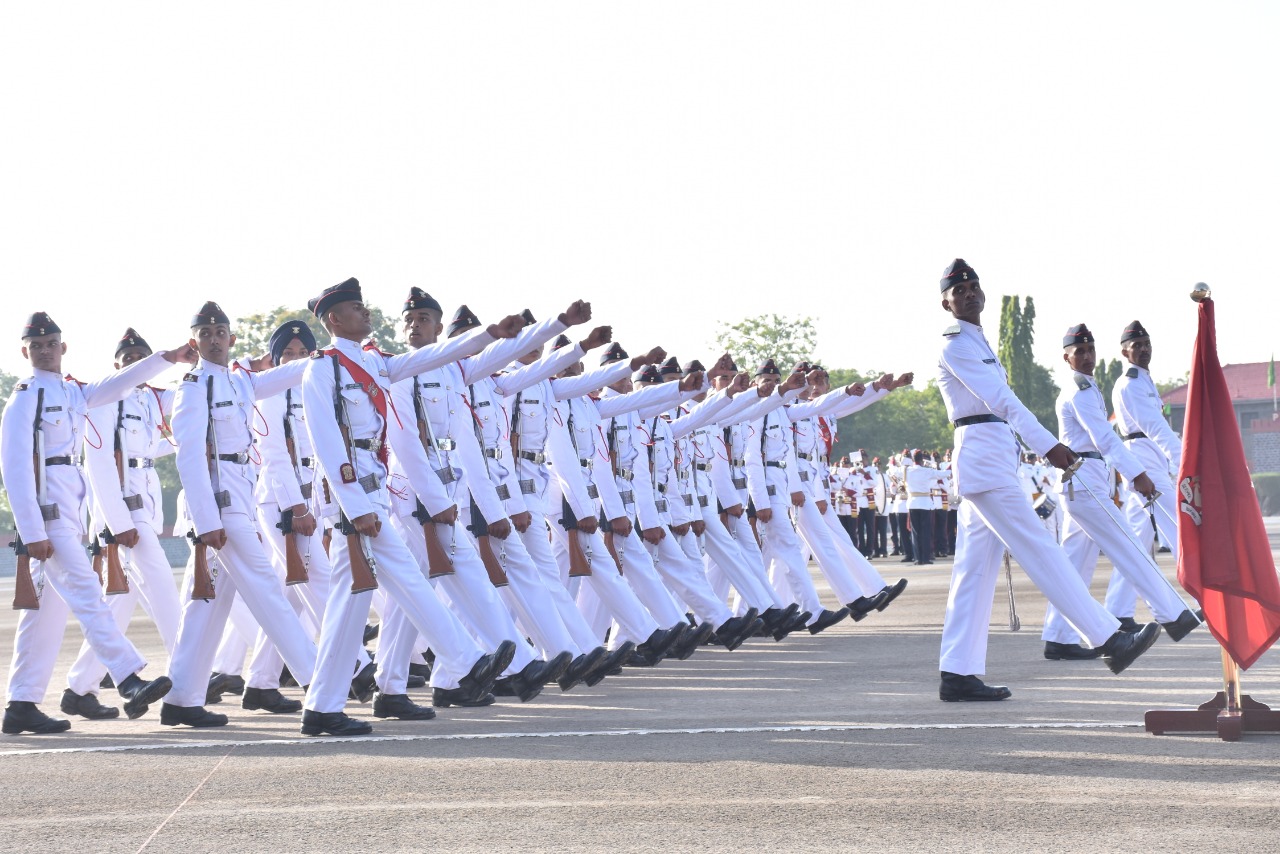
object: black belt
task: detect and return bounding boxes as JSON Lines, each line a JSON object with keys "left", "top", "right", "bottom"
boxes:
{"left": 482, "top": 448, "right": 503, "bottom": 459}
{"left": 765, "top": 460, "right": 787, "bottom": 469}
{"left": 1077, "top": 451, "right": 1103, "bottom": 461}
{"left": 217, "top": 452, "right": 250, "bottom": 464}
{"left": 353, "top": 438, "right": 383, "bottom": 453}
{"left": 44, "top": 456, "right": 74, "bottom": 466}
{"left": 953, "top": 414, "right": 1007, "bottom": 428}
{"left": 1122, "top": 432, "right": 1148, "bottom": 441}
{"left": 518, "top": 450, "right": 546, "bottom": 464}
{"left": 797, "top": 452, "right": 813, "bottom": 461}
{"left": 128, "top": 457, "right": 155, "bottom": 469}
{"left": 695, "top": 463, "right": 713, "bottom": 472}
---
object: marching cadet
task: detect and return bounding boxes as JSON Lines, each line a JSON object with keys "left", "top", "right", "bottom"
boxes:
{"left": 3, "top": 312, "right": 193, "bottom": 735}
{"left": 505, "top": 328, "right": 640, "bottom": 685}
{"left": 62, "top": 328, "right": 183, "bottom": 720}
{"left": 445, "top": 303, "right": 613, "bottom": 692}
{"left": 1105, "top": 320, "right": 1184, "bottom": 627}
{"left": 934, "top": 259, "right": 1160, "bottom": 702}
{"left": 1040, "top": 324, "right": 1200, "bottom": 660}
{"left": 298, "top": 279, "right": 522, "bottom": 736}
{"left": 543, "top": 338, "right": 693, "bottom": 666}
{"left": 382, "top": 289, "right": 572, "bottom": 709}
{"left": 160, "top": 301, "right": 325, "bottom": 728}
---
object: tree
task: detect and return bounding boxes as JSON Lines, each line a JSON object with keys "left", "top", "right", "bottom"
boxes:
{"left": 1093, "top": 358, "right": 1124, "bottom": 417}
{"left": 231, "top": 305, "right": 404, "bottom": 360}
{"left": 713, "top": 314, "right": 818, "bottom": 374}
{"left": 0, "top": 368, "right": 17, "bottom": 529}
{"left": 997, "top": 295, "right": 1059, "bottom": 435}
{"left": 820, "top": 369, "right": 953, "bottom": 463}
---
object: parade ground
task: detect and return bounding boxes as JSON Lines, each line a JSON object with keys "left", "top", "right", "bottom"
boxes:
{"left": 2, "top": 534, "right": 1279, "bottom": 853}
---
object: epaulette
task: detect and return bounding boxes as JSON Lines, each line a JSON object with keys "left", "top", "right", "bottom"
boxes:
{"left": 1125, "top": 366, "right": 1139, "bottom": 379}
{"left": 15, "top": 383, "right": 28, "bottom": 392}
{"left": 64, "top": 374, "right": 86, "bottom": 387}
{"left": 942, "top": 324, "right": 962, "bottom": 337}
{"left": 1074, "top": 375, "right": 1091, "bottom": 390}
{"left": 310, "top": 351, "right": 325, "bottom": 359}
{"left": 182, "top": 372, "right": 200, "bottom": 383}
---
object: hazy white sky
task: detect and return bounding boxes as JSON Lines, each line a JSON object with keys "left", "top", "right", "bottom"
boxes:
{"left": 2, "top": 2, "right": 1274, "bottom": 388}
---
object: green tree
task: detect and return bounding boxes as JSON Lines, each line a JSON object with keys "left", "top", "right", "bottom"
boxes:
{"left": 1093, "top": 358, "right": 1124, "bottom": 417}
{"left": 231, "top": 306, "right": 404, "bottom": 360}
{"left": 0, "top": 368, "right": 17, "bottom": 529}
{"left": 997, "top": 295, "right": 1059, "bottom": 435}
{"left": 713, "top": 314, "right": 818, "bottom": 374}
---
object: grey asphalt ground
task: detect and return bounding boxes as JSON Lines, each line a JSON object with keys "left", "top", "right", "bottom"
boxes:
{"left": 2, "top": 526, "right": 1279, "bottom": 853}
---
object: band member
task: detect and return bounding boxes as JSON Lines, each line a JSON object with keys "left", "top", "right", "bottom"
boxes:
{"left": 3, "top": 312, "right": 192, "bottom": 734}
{"left": 934, "top": 259, "right": 1160, "bottom": 702}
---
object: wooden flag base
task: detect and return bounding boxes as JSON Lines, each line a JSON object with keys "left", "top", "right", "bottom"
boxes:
{"left": 1145, "top": 693, "right": 1280, "bottom": 741}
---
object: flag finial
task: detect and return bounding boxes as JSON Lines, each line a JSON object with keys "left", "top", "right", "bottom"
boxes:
{"left": 1190, "top": 282, "right": 1212, "bottom": 302}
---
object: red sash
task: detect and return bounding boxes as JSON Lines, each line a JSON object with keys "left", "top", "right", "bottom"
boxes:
{"left": 325, "top": 348, "right": 389, "bottom": 465}
{"left": 818, "top": 417, "right": 834, "bottom": 457}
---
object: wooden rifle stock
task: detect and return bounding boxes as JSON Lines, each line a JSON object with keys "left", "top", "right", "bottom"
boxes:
{"left": 13, "top": 542, "right": 39, "bottom": 610}
{"left": 192, "top": 538, "right": 216, "bottom": 601}
{"left": 421, "top": 520, "right": 456, "bottom": 579}
{"left": 347, "top": 531, "right": 379, "bottom": 593}
{"left": 90, "top": 540, "right": 104, "bottom": 586}
{"left": 284, "top": 533, "right": 309, "bottom": 586}
{"left": 567, "top": 529, "right": 592, "bottom": 578}
{"left": 104, "top": 542, "right": 129, "bottom": 595}
{"left": 603, "top": 531, "right": 623, "bottom": 572}
{"left": 475, "top": 535, "right": 509, "bottom": 587}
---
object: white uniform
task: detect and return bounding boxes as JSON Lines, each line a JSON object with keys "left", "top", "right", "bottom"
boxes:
{"left": 937, "top": 321, "right": 1120, "bottom": 676}
{"left": 3, "top": 353, "right": 175, "bottom": 704}
{"left": 1041, "top": 371, "right": 1190, "bottom": 644}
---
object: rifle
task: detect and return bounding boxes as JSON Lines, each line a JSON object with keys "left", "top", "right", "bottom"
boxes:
{"left": 278, "top": 389, "right": 310, "bottom": 585}
{"left": 331, "top": 355, "right": 378, "bottom": 594}
{"left": 409, "top": 376, "right": 456, "bottom": 579}
{"left": 602, "top": 529, "right": 624, "bottom": 572}
{"left": 14, "top": 388, "right": 50, "bottom": 610}
{"left": 191, "top": 376, "right": 222, "bottom": 601}
{"left": 475, "top": 529, "right": 510, "bottom": 587}
{"left": 89, "top": 531, "right": 104, "bottom": 586}
{"left": 101, "top": 528, "right": 130, "bottom": 595}
{"left": 559, "top": 496, "right": 593, "bottom": 578}
{"left": 12, "top": 537, "right": 39, "bottom": 611}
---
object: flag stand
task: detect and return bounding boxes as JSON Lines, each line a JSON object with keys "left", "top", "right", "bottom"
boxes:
{"left": 1144, "top": 647, "right": 1280, "bottom": 741}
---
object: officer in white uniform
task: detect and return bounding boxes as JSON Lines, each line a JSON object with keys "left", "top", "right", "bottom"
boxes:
{"left": 1106, "top": 320, "right": 1185, "bottom": 626}
{"left": 3, "top": 312, "right": 192, "bottom": 734}
{"left": 1041, "top": 323, "right": 1200, "bottom": 660}
{"left": 63, "top": 328, "right": 182, "bottom": 720}
{"left": 934, "top": 259, "right": 1161, "bottom": 702}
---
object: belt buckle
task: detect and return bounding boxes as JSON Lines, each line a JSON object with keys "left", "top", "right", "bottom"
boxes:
{"left": 436, "top": 438, "right": 457, "bottom": 452}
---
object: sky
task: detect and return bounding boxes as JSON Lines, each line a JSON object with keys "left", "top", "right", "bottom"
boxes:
{"left": 1, "top": 2, "right": 1275, "bottom": 390}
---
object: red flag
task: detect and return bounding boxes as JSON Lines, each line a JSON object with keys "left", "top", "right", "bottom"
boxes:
{"left": 1177, "top": 298, "right": 1280, "bottom": 669}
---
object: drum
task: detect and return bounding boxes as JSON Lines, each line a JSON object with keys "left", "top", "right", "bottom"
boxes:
{"left": 1033, "top": 493, "right": 1057, "bottom": 520}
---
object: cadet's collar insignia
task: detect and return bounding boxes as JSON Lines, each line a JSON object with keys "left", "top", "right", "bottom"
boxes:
{"left": 15, "top": 383, "right": 28, "bottom": 391}
{"left": 942, "top": 324, "right": 962, "bottom": 337}
{"left": 183, "top": 372, "right": 199, "bottom": 383}
{"left": 1075, "top": 374, "right": 1092, "bottom": 390}
{"left": 1126, "top": 366, "right": 1139, "bottom": 378}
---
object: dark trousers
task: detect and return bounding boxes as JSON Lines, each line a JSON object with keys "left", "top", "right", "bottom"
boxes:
{"left": 889, "top": 513, "right": 902, "bottom": 554}
{"left": 857, "top": 508, "right": 876, "bottom": 557}
{"left": 946, "top": 509, "right": 958, "bottom": 554}
{"left": 933, "top": 508, "right": 948, "bottom": 555}
{"left": 909, "top": 508, "right": 933, "bottom": 564}
{"left": 839, "top": 513, "right": 858, "bottom": 547}
{"left": 895, "top": 512, "right": 914, "bottom": 560}
{"left": 874, "top": 515, "right": 889, "bottom": 556}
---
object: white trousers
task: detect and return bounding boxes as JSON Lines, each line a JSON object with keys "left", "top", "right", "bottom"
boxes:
{"left": 611, "top": 518, "right": 687, "bottom": 631}
{"left": 306, "top": 509, "right": 486, "bottom": 712}
{"left": 7, "top": 528, "right": 148, "bottom": 704}
{"left": 65, "top": 525, "right": 180, "bottom": 696}
{"left": 700, "top": 504, "right": 783, "bottom": 612}
{"left": 518, "top": 502, "right": 604, "bottom": 653}
{"left": 1105, "top": 477, "right": 1181, "bottom": 617}
{"left": 645, "top": 528, "right": 732, "bottom": 627}
{"left": 818, "top": 503, "right": 889, "bottom": 597}
{"left": 757, "top": 496, "right": 826, "bottom": 621}
{"left": 940, "top": 485, "right": 1120, "bottom": 676}
{"left": 165, "top": 512, "right": 317, "bottom": 707}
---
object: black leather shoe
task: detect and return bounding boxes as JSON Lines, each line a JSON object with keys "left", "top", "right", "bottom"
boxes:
{"left": 671, "top": 622, "right": 715, "bottom": 661}
{"left": 3, "top": 701, "right": 71, "bottom": 734}
{"left": 99, "top": 674, "right": 115, "bottom": 690}
{"left": 504, "top": 652, "right": 574, "bottom": 702}
{"left": 406, "top": 674, "right": 428, "bottom": 689}
{"left": 760, "top": 603, "right": 799, "bottom": 635}
{"left": 457, "top": 640, "right": 517, "bottom": 703}
{"left": 300, "top": 709, "right": 373, "bottom": 736}
{"left": 847, "top": 596, "right": 880, "bottom": 622}
{"left": 373, "top": 692, "right": 436, "bottom": 720}
{"left": 1043, "top": 641, "right": 1103, "bottom": 660}
{"left": 160, "top": 703, "right": 228, "bottom": 728}
{"left": 1116, "top": 616, "right": 1142, "bottom": 633}
{"left": 117, "top": 673, "right": 173, "bottom": 720}
{"left": 363, "top": 623, "right": 380, "bottom": 644}
{"left": 206, "top": 672, "right": 233, "bottom": 705}
{"left": 349, "top": 661, "right": 377, "bottom": 704}
{"left": 408, "top": 661, "right": 432, "bottom": 679}
{"left": 242, "top": 687, "right": 303, "bottom": 714}
{"left": 715, "top": 609, "right": 761, "bottom": 651}
{"left": 60, "top": 688, "right": 120, "bottom": 720}
{"left": 559, "top": 646, "right": 608, "bottom": 692}
{"left": 807, "top": 607, "right": 850, "bottom": 635}
{"left": 1161, "top": 609, "right": 1203, "bottom": 642}
{"left": 1101, "top": 623, "right": 1162, "bottom": 674}
{"left": 280, "top": 666, "right": 299, "bottom": 688}
{"left": 875, "top": 578, "right": 908, "bottom": 611}
{"left": 432, "top": 687, "right": 497, "bottom": 708}
{"left": 633, "top": 624, "right": 687, "bottom": 666}
{"left": 774, "top": 610, "right": 811, "bottom": 641}
{"left": 939, "top": 672, "right": 1012, "bottom": 702}
{"left": 585, "top": 642, "right": 635, "bottom": 686}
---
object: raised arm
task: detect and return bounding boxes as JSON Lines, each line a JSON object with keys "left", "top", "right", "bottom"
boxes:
{"left": 941, "top": 337, "right": 1058, "bottom": 455}
{"left": 385, "top": 325, "right": 496, "bottom": 384}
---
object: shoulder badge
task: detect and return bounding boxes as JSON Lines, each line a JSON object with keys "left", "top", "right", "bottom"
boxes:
{"left": 310, "top": 351, "right": 324, "bottom": 360}
{"left": 1074, "top": 375, "right": 1091, "bottom": 390}
{"left": 183, "top": 372, "right": 199, "bottom": 383}
{"left": 1125, "top": 367, "right": 1139, "bottom": 379}
{"left": 340, "top": 462, "right": 357, "bottom": 484}
{"left": 15, "top": 383, "right": 28, "bottom": 392}
{"left": 942, "top": 324, "right": 962, "bottom": 337}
